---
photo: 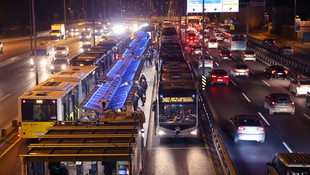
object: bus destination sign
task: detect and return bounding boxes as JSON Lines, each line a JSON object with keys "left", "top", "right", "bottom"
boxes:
{"left": 161, "top": 97, "right": 194, "bottom": 103}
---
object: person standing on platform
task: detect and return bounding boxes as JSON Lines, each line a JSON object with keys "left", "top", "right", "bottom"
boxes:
{"left": 137, "top": 85, "right": 145, "bottom": 106}
{"left": 133, "top": 92, "right": 139, "bottom": 111}
{"left": 139, "top": 73, "right": 146, "bottom": 84}
{"left": 140, "top": 78, "right": 148, "bottom": 96}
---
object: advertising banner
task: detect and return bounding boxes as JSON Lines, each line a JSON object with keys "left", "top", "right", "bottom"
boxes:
{"left": 187, "top": 0, "right": 239, "bottom": 13}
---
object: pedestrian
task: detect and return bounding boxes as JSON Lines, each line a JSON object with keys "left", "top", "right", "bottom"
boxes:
{"left": 133, "top": 92, "right": 139, "bottom": 111}
{"left": 139, "top": 73, "right": 146, "bottom": 84}
{"left": 140, "top": 79, "right": 148, "bottom": 96}
{"left": 145, "top": 53, "right": 151, "bottom": 67}
{"left": 58, "top": 163, "right": 69, "bottom": 175}
{"left": 137, "top": 85, "right": 145, "bottom": 106}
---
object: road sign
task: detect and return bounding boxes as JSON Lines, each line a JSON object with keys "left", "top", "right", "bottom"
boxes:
{"left": 230, "top": 25, "right": 235, "bottom": 30}
{"left": 187, "top": 0, "right": 239, "bottom": 13}
{"left": 295, "top": 18, "right": 301, "bottom": 32}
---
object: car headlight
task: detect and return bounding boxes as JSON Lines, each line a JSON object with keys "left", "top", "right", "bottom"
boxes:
{"left": 61, "top": 65, "right": 67, "bottom": 69}
{"left": 30, "top": 58, "right": 34, "bottom": 65}
{"left": 57, "top": 34, "right": 60, "bottom": 36}
{"left": 95, "top": 30, "right": 97, "bottom": 32}
{"left": 41, "top": 59, "right": 47, "bottom": 66}
{"left": 190, "top": 130, "right": 198, "bottom": 135}
{"left": 101, "top": 30, "right": 103, "bottom": 32}
{"left": 62, "top": 51, "right": 65, "bottom": 54}
{"left": 79, "top": 36, "right": 82, "bottom": 38}
{"left": 80, "top": 48, "right": 84, "bottom": 52}
{"left": 158, "top": 130, "right": 165, "bottom": 136}
{"left": 88, "top": 28, "right": 90, "bottom": 31}
{"left": 50, "top": 65, "right": 54, "bottom": 69}
{"left": 86, "top": 36, "right": 89, "bottom": 38}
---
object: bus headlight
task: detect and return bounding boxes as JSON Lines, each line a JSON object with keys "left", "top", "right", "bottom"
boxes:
{"left": 79, "top": 48, "right": 84, "bottom": 52}
{"left": 30, "top": 58, "right": 34, "bottom": 65}
{"left": 41, "top": 59, "right": 47, "bottom": 66}
{"left": 50, "top": 65, "right": 54, "bottom": 69}
{"left": 61, "top": 65, "right": 67, "bottom": 70}
{"left": 190, "top": 130, "right": 198, "bottom": 135}
{"left": 158, "top": 130, "right": 165, "bottom": 136}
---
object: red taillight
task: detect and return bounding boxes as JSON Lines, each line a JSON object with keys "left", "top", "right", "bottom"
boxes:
{"left": 194, "top": 40, "right": 197, "bottom": 42}
{"left": 229, "top": 53, "right": 232, "bottom": 56}
{"left": 238, "top": 126, "right": 244, "bottom": 130}
{"left": 190, "top": 37, "right": 193, "bottom": 39}
{"left": 265, "top": 41, "right": 267, "bottom": 43}
{"left": 273, "top": 40, "right": 275, "bottom": 43}
{"left": 234, "top": 68, "right": 238, "bottom": 72}
{"left": 211, "top": 75, "right": 217, "bottom": 78}
{"left": 246, "top": 68, "right": 249, "bottom": 72}
{"left": 219, "top": 53, "right": 222, "bottom": 56}
{"left": 283, "top": 49, "right": 285, "bottom": 51}
{"left": 284, "top": 70, "right": 288, "bottom": 74}
{"left": 271, "top": 70, "right": 276, "bottom": 74}
{"left": 291, "top": 101, "right": 295, "bottom": 105}
{"left": 192, "top": 48, "right": 194, "bottom": 50}
{"left": 291, "top": 49, "right": 293, "bottom": 52}
{"left": 253, "top": 54, "right": 256, "bottom": 56}
{"left": 258, "top": 127, "right": 264, "bottom": 131}
{"left": 272, "top": 101, "right": 277, "bottom": 105}
{"left": 187, "top": 39, "right": 189, "bottom": 42}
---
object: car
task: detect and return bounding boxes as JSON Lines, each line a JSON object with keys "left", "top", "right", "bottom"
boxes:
{"left": 70, "top": 27, "right": 79, "bottom": 36}
{"left": 264, "top": 65, "right": 288, "bottom": 79}
{"left": 215, "top": 32, "right": 224, "bottom": 41}
{"left": 242, "top": 50, "right": 256, "bottom": 61}
{"left": 50, "top": 58, "right": 69, "bottom": 74}
{"left": 267, "top": 153, "right": 310, "bottom": 175}
{"left": 264, "top": 92, "right": 295, "bottom": 115}
{"left": 289, "top": 78, "right": 310, "bottom": 96}
{"left": 83, "top": 26, "right": 91, "bottom": 31}
{"left": 80, "top": 31, "right": 92, "bottom": 41}
{"left": 279, "top": 45, "right": 293, "bottom": 55}
{"left": 186, "top": 33, "right": 198, "bottom": 45}
{"left": 263, "top": 38, "right": 275, "bottom": 46}
{"left": 207, "top": 38, "right": 218, "bottom": 49}
{"left": 55, "top": 46, "right": 69, "bottom": 57}
{"left": 198, "top": 55, "right": 213, "bottom": 69}
{"left": 231, "top": 63, "right": 249, "bottom": 77}
{"left": 80, "top": 44, "right": 92, "bottom": 53}
{"left": 218, "top": 48, "right": 232, "bottom": 61}
{"left": 95, "top": 27, "right": 104, "bottom": 35}
{"left": 190, "top": 45, "right": 202, "bottom": 55}
{"left": 228, "top": 114, "right": 265, "bottom": 143}
{"left": 209, "top": 69, "right": 229, "bottom": 85}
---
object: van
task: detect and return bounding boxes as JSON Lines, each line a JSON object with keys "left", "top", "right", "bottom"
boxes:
{"left": 267, "top": 153, "right": 310, "bottom": 174}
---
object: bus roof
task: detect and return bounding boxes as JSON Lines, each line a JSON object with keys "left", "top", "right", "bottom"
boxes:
{"left": 51, "top": 66, "right": 97, "bottom": 82}
{"left": 161, "top": 72, "right": 193, "bottom": 81}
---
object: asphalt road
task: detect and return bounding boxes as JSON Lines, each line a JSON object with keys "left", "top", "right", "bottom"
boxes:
{"left": 188, "top": 41, "right": 310, "bottom": 174}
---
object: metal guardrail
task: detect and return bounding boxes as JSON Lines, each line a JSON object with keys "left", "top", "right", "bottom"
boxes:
{"left": 247, "top": 36, "right": 310, "bottom": 76}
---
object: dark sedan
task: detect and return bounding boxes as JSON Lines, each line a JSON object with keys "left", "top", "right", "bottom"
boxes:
{"left": 264, "top": 65, "right": 288, "bottom": 79}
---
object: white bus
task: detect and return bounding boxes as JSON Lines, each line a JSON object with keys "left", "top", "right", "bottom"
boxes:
{"left": 223, "top": 31, "right": 247, "bottom": 51}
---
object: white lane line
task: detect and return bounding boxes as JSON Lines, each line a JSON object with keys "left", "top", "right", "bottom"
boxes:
{"left": 23, "top": 81, "right": 33, "bottom": 87}
{"left": 250, "top": 70, "right": 256, "bottom": 75}
{"left": 242, "top": 93, "right": 251, "bottom": 102}
{"left": 230, "top": 80, "right": 237, "bottom": 86}
{"left": 262, "top": 80, "right": 271, "bottom": 86}
{"left": 0, "top": 94, "right": 11, "bottom": 102}
{"left": 215, "top": 62, "right": 219, "bottom": 67}
{"left": 303, "top": 113, "right": 310, "bottom": 120}
{"left": 258, "top": 112, "right": 270, "bottom": 126}
{"left": 282, "top": 142, "right": 293, "bottom": 153}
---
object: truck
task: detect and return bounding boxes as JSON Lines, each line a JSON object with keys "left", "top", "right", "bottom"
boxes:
{"left": 51, "top": 24, "right": 65, "bottom": 40}
{"left": 30, "top": 41, "right": 55, "bottom": 68}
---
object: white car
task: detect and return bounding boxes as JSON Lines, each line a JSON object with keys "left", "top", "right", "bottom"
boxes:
{"left": 231, "top": 63, "right": 249, "bottom": 77}
{"left": 289, "top": 78, "right": 310, "bottom": 96}
{"left": 50, "top": 58, "right": 69, "bottom": 74}
{"left": 242, "top": 50, "right": 256, "bottom": 61}
{"left": 55, "top": 46, "right": 69, "bottom": 57}
{"left": 80, "top": 44, "right": 92, "bottom": 53}
{"left": 264, "top": 93, "right": 295, "bottom": 115}
{"left": 207, "top": 38, "right": 218, "bottom": 49}
{"left": 198, "top": 55, "right": 213, "bottom": 69}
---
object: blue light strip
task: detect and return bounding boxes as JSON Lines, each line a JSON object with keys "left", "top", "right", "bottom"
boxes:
{"left": 106, "top": 60, "right": 123, "bottom": 77}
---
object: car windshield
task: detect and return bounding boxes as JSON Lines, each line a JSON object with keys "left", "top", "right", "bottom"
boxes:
{"left": 82, "top": 45, "right": 91, "bottom": 48}
{"left": 235, "top": 64, "right": 247, "bottom": 69}
{"left": 270, "top": 66, "right": 285, "bottom": 71}
{"left": 274, "top": 94, "right": 291, "bottom": 103}
{"left": 245, "top": 50, "right": 254, "bottom": 54}
{"left": 210, "top": 39, "right": 217, "bottom": 42}
{"left": 239, "top": 117, "right": 261, "bottom": 126}
{"left": 222, "top": 50, "right": 230, "bottom": 54}
{"left": 213, "top": 70, "right": 226, "bottom": 75}
{"left": 53, "top": 59, "right": 67, "bottom": 64}
{"left": 56, "top": 47, "right": 66, "bottom": 50}
{"left": 203, "top": 56, "right": 212, "bottom": 60}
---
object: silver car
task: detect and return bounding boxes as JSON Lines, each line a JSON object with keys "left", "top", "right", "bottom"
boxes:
{"left": 242, "top": 50, "right": 256, "bottom": 61}
{"left": 264, "top": 93, "right": 295, "bottom": 115}
{"left": 198, "top": 55, "right": 213, "bottom": 69}
{"left": 231, "top": 63, "right": 249, "bottom": 77}
{"left": 289, "top": 78, "right": 310, "bottom": 96}
{"left": 228, "top": 114, "right": 265, "bottom": 143}
{"left": 55, "top": 46, "right": 69, "bottom": 57}
{"left": 50, "top": 58, "right": 69, "bottom": 74}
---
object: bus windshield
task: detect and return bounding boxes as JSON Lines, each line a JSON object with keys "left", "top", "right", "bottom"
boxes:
{"left": 21, "top": 99, "right": 57, "bottom": 121}
{"left": 232, "top": 35, "right": 246, "bottom": 41}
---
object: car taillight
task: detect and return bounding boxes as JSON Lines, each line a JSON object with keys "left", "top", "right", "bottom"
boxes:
{"left": 291, "top": 49, "right": 293, "bottom": 52}
{"left": 271, "top": 70, "right": 276, "bottom": 74}
{"left": 219, "top": 53, "right": 222, "bottom": 56}
{"left": 187, "top": 39, "right": 189, "bottom": 42}
{"left": 291, "top": 101, "right": 295, "bottom": 105}
{"left": 284, "top": 70, "right": 288, "bottom": 74}
{"left": 238, "top": 126, "right": 244, "bottom": 130}
{"left": 234, "top": 68, "right": 238, "bottom": 72}
{"left": 190, "top": 37, "right": 193, "bottom": 39}
{"left": 265, "top": 41, "right": 267, "bottom": 43}
{"left": 272, "top": 101, "right": 277, "bottom": 105}
{"left": 211, "top": 75, "right": 217, "bottom": 78}
{"left": 283, "top": 49, "right": 285, "bottom": 51}
{"left": 192, "top": 48, "right": 194, "bottom": 50}
{"left": 273, "top": 40, "right": 275, "bottom": 43}
{"left": 229, "top": 53, "right": 232, "bottom": 56}
{"left": 258, "top": 127, "right": 264, "bottom": 131}
{"left": 254, "top": 54, "right": 256, "bottom": 56}
{"left": 194, "top": 40, "right": 197, "bottom": 42}
{"left": 246, "top": 68, "right": 249, "bottom": 72}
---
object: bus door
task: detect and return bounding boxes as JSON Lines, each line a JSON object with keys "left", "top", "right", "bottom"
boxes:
{"left": 116, "top": 161, "right": 129, "bottom": 175}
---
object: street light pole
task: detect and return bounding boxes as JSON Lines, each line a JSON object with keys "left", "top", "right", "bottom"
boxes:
{"left": 29, "top": 0, "right": 33, "bottom": 55}
{"left": 202, "top": 0, "right": 205, "bottom": 77}
{"left": 294, "top": 0, "right": 296, "bottom": 44}
{"left": 31, "top": 0, "right": 39, "bottom": 85}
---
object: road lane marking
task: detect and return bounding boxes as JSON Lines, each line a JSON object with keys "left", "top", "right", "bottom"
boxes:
{"left": 250, "top": 70, "right": 256, "bottom": 75}
{"left": 258, "top": 112, "right": 270, "bottom": 126}
{"left": 262, "top": 80, "right": 271, "bottom": 86}
{"left": 282, "top": 142, "right": 293, "bottom": 153}
{"left": 215, "top": 62, "right": 219, "bottom": 67}
{"left": 0, "top": 137, "right": 21, "bottom": 159}
{"left": 242, "top": 93, "right": 251, "bottom": 102}
{"left": 0, "top": 94, "right": 11, "bottom": 102}
{"left": 230, "top": 80, "right": 237, "bottom": 86}
{"left": 303, "top": 113, "right": 310, "bottom": 120}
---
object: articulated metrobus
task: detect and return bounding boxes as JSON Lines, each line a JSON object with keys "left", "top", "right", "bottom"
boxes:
{"left": 223, "top": 31, "right": 247, "bottom": 51}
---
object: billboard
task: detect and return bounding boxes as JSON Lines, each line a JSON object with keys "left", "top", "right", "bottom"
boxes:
{"left": 187, "top": 0, "right": 239, "bottom": 13}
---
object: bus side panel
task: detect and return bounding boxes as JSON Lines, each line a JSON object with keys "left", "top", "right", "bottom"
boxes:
{"left": 20, "top": 122, "right": 55, "bottom": 138}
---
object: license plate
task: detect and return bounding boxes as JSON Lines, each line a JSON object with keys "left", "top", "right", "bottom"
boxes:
{"left": 278, "top": 73, "right": 283, "bottom": 75}
{"left": 280, "top": 108, "right": 287, "bottom": 111}
{"left": 224, "top": 57, "right": 228, "bottom": 59}
{"left": 218, "top": 79, "right": 223, "bottom": 81}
